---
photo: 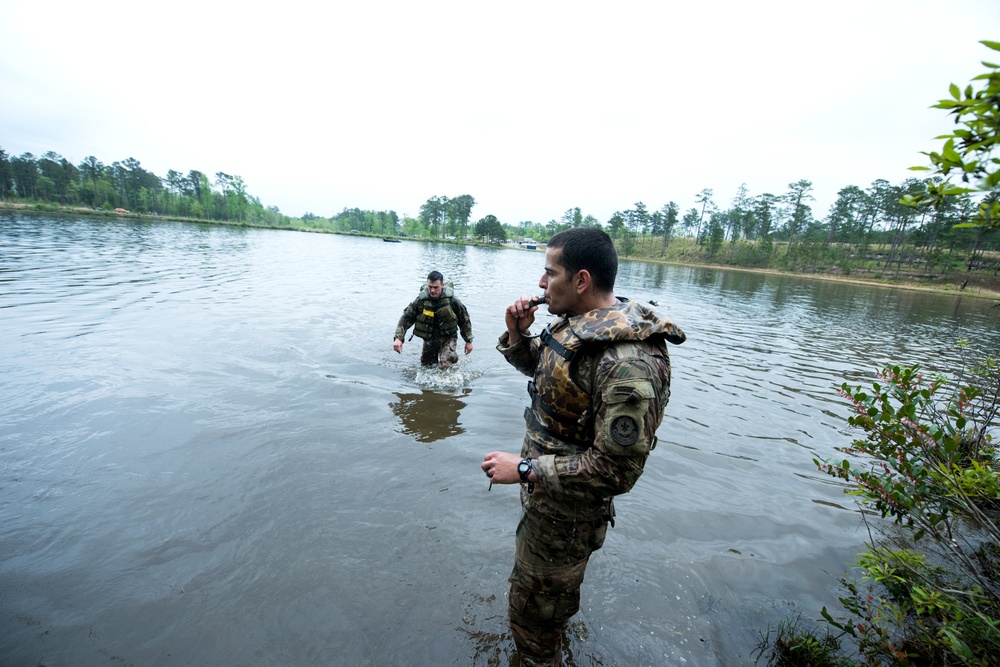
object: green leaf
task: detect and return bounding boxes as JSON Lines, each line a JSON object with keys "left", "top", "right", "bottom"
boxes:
{"left": 941, "top": 185, "right": 975, "bottom": 196}
{"left": 949, "top": 82, "right": 961, "bottom": 100}
{"left": 981, "top": 39, "right": 1000, "bottom": 52}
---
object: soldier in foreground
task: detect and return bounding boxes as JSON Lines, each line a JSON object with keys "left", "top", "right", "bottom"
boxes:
{"left": 393, "top": 270, "right": 473, "bottom": 369}
{"left": 481, "top": 227, "right": 685, "bottom": 666}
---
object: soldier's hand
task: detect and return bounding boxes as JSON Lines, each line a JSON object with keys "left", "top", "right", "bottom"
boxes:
{"left": 393, "top": 338, "right": 403, "bottom": 354}
{"left": 505, "top": 295, "right": 539, "bottom": 343}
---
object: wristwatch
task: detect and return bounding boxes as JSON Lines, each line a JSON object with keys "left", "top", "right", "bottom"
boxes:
{"left": 517, "top": 458, "right": 532, "bottom": 482}
{"left": 518, "top": 458, "right": 535, "bottom": 492}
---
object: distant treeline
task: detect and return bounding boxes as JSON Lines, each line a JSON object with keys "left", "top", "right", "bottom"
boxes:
{"left": 331, "top": 181, "right": 1000, "bottom": 292}
{"left": 600, "top": 180, "right": 999, "bottom": 272}
{"left": 0, "top": 147, "right": 287, "bottom": 226}
{"left": 3, "top": 146, "right": 997, "bottom": 288}
{"left": 312, "top": 180, "right": 999, "bottom": 263}
{"left": 314, "top": 180, "right": 999, "bottom": 284}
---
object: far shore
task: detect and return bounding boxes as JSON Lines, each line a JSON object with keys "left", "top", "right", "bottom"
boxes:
{"left": 634, "top": 256, "right": 1000, "bottom": 302}
{"left": 5, "top": 201, "right": 999, "bottom": 303}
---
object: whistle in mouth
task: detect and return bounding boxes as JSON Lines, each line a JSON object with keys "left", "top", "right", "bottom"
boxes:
{"left": 527, "top": 295, "right": 547, "bottom": 307}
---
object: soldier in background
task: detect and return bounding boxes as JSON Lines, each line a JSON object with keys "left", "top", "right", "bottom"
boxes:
{"left": 481, "top": 227, "right": 686, "bottom": 666}
{"left": 393, "top": 270, "right": 473, "bottom": 369}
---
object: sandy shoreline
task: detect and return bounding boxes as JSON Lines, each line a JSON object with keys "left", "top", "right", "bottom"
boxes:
{"left": 636, "top": 256, "right": 1000, "bottom": 302}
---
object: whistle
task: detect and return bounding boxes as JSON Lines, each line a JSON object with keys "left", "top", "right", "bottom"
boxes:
{"left": 528, "top": 295, "right": 547, "bottom": 307}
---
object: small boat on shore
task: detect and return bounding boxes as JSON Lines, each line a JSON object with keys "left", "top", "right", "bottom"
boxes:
{"left": 383, "top": 237, "right": 402, "bottom": 243}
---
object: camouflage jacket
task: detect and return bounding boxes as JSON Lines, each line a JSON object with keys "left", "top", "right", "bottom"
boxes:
{"left": 498, "top": 298, "right": 686, "bottom": 520}
{"left": 395, "top": 286, "right": 473, "bottom": 343}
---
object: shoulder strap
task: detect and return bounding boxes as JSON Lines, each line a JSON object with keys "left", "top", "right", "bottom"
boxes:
{"left": 540, "top": 325, "right": 575, "bottom": 361}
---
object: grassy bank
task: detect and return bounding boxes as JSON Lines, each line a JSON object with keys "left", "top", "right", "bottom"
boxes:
{"left": 619, "top": 235, "right": 1000, "bottom": 301}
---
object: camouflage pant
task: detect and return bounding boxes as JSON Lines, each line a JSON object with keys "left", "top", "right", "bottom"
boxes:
{"left": 508, "top": 508, "right": 608, "bottom": 666}
{"left": 420, "top": 336, "right": 458, "bottom": 369}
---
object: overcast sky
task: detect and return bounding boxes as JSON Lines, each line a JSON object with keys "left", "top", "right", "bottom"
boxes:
{"left": 2, "top": 0, "right": 998, "bottom": 223}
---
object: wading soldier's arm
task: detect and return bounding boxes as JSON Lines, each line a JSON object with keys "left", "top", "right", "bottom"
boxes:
{"left": 454, "top": 297, "right": 474, "bottom": 354}
{"left": 393, "top": 299, "right": 421, "bottom": 353}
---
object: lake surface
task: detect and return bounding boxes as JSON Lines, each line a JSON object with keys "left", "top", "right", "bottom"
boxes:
{"left": 2, "top": 212, "right": 998, "bottom": 666}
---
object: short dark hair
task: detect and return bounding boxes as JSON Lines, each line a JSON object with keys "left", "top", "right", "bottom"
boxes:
{"left": 546, "top": 227, "right": 617, "bottom": 293}
{"left": 426, "top": 270, "right": 444, "bottom": 283}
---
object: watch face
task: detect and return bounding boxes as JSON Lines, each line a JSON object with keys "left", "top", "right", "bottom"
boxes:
{"left": 518, "top": 460, "right": 530, "bottom": 473}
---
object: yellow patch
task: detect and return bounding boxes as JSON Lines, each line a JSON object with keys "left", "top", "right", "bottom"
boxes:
{"left": 422, "top": 309, "right": 435, "bottom": 318}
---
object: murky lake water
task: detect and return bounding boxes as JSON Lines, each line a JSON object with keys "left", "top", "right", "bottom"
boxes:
{"left": 2, "top": 212, "right": 998, "bottom": 666}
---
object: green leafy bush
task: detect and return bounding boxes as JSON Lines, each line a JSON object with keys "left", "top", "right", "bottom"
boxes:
{"left": 758, "top": 349, "right": 999, "bottom": 666}
{"left": 777, "top": 352, "right": 1000, "bottom": 666}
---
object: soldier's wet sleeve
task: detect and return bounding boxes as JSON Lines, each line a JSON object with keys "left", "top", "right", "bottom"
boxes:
{"left": 496, "top": 330, "right": 540, "bottom": 377}
{"left": 394, "top": 299, "right": 421, "bottom": 340}
{"left": 453, "top": 297, "right": 473, "bottom": 342}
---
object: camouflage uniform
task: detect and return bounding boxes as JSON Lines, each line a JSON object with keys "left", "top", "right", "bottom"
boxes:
{"left": 497, "top": 298, "right": 685, "bottom": 666}
{"left": 395, "top": 284, "right": 473, "bottom": 369}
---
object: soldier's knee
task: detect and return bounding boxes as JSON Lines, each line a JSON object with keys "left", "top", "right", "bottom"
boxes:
{"left": 509, "top": 576, "right": 581, "bottom": 626}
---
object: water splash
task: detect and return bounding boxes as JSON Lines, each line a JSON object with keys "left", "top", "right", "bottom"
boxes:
{"left": 408, "top": 362, "right": 483, "bottom": 389}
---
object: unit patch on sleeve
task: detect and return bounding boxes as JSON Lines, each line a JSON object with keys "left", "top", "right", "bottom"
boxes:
{"left": 610, "top": 415, "right": 639, "bottom": 447}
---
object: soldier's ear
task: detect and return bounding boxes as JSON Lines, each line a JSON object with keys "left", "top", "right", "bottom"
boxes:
{"left": 574, "top": 269, "right": 592, "bottom": 295}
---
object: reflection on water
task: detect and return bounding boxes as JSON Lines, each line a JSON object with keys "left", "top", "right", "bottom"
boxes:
{"left": 391, "top": 388, "right": 471, "bottom": 443}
